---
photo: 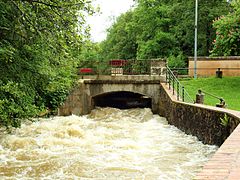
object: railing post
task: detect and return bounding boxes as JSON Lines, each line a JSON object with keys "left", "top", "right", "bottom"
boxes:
{"left": 182, "top": 86, "right": 185, "bottom": 102}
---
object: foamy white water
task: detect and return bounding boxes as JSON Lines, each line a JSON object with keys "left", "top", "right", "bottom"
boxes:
{"left": 0, "top": 108, "right": 217, "bottom": 179}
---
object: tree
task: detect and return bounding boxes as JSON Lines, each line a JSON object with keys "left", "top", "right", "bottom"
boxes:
{"left": 168, "top": 0, "right": 230, "bottom": 56}
{"left": 100, "top": 11, "right": 138, "bottom": 60}
{"left": 100, "top": 0, "right": 230, "bottom": 61}
{"left": 134, "top": 1, "right": 176, "bottom": 59}
{"left": 211, "top": 0, "right": 240, "bottom": 56}
{"left": 79, "top": 41, "right": 103, "bottom": 61}
{"left": 0, "top": 0, "right": 94, "bottom": 129}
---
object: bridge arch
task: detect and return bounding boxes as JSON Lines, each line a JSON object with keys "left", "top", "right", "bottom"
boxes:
{"left": 58, "top": 78, "right": 163, "bottom": 116}
{"left": 92, "top": 91, "right": 152, "bottom": 109}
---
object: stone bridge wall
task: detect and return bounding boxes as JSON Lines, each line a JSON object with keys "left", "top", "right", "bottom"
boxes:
{"left": 58, "top": 76, "right": 164, "bottom": 116}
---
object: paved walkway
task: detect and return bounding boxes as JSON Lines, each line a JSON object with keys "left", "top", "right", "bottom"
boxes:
{"left": 195, "top": 123, "right": 240, "bottom": 179}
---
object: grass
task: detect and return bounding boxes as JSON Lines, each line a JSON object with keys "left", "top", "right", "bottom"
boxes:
{"left": 180, "top": 77, "right": 240, "bottom": 111}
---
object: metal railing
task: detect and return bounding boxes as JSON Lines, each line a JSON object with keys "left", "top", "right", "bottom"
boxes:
{"left": 166, "top": 66, "right": 194, "bottom": 103}
{"left": 77, "top": 59, "right": 166, "bottom": 76}
{"left": 198, "top": 89, "right": 226, "bottom": 108}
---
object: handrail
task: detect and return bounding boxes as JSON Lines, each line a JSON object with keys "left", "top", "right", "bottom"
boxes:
{"left": 199, "top": 89, "right": 226, "bottom": 107}
{"left": 199, "top": 89, "right": 224, "bottom": 101}
{"left": 165, "top": 66, "right": 194, "bottom": 103}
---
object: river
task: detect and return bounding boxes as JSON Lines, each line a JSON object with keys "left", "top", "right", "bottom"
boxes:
{"left": 0, "top": 108, "right": 217, "bottom": 179}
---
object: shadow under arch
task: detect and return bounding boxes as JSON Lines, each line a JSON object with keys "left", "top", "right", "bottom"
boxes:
{"left": 92, "top": 91, "right": 152, "bottom": 109}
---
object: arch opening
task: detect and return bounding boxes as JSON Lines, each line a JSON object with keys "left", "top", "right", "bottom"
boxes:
{"left": 93, "top": 91, "right": 152, "bottom": 109}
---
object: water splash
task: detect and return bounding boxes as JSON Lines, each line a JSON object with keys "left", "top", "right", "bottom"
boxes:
{"left": 0, "top": 108, "right": 217, "bottom": 179}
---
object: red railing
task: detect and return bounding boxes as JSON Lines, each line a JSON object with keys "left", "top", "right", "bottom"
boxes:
{"left": 79, "top": 68, "right": 94, "bottom": 74}
{"left": 109, "top": 60, "right": 128, "bottom": 67}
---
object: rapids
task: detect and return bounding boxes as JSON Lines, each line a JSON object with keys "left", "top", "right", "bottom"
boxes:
{"left": 0, "top": 108, "right": 217, "bottom": 179}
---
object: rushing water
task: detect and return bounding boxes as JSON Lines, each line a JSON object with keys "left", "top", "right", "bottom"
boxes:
{"left": 0, "top": 108, "right": 217, "bottom": 179}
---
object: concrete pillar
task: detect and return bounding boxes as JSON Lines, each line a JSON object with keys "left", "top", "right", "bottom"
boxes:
{"left": 196, "top": 90, "right": 204, "bottom": 104}
{"left": 216, "top": 68, "right": 223, "bottom": 78}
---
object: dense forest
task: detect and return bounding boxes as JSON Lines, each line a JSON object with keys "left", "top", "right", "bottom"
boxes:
{"left": 1, "top": 0, "right": 239, "bottom": 129}
{"left": 0, "top": 0, "right": 95, "bottom": 129}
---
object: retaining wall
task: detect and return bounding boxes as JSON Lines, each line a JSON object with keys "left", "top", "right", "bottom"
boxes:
{"left": 159, "top": 83, "right": 240, "bottom": 146}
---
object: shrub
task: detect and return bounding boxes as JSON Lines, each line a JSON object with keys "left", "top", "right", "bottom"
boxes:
{"left": 167, "top": 53, "right": 187, "bottom": 75}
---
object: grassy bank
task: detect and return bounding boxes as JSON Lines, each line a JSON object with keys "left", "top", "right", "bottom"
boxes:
{"left": 181, "top": 77, "right": 240, "bottom": 111}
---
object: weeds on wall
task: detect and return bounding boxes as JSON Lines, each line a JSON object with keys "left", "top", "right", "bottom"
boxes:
{"left": 220, "top": 113, "right": 230, "bottom": 127}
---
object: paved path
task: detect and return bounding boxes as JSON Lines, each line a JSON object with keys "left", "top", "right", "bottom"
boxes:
{"left": 195, "top": 123, "right": 240, "bottom": 179}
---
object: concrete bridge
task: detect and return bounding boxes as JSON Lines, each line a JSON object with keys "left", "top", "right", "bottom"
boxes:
{"left": 58, "top": 75, "right": 165, "bottom": 115}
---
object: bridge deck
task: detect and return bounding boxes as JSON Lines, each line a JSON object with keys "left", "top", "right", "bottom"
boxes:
{"left": 79, "top": 75, "right": 166, "bottom": 82}
{"left": 83, "top": 79, "right": 162, "bottom": 84}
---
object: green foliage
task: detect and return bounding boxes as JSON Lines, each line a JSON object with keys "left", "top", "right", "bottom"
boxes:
{"left": 0, "top": 81, "right": 38, "bottom": 128}
{"left": 134, "top": 2, "right": 176, "bottom": 59}
{"left": 220, "top": 113, "right": 230, "bottom": 127}
{"left": 100, "top": 0, "right": 230, "bottom": 61}
{"left": 167, "top": 53, "right": 186, "bottom": 69}
{"left": 0, "top": 0, "right": 95, "bottom": 129}
{"left": 172, "top": 0, "right": 230, "bottom": 56}
{"left": 211, "top": 0, "right": 240, "bottom": 56}
{"left": 181, "top": 77, "right": 240, "bottom": 111}
{"left": 100, "top": 11, "right": 138, "bottom": 60}
{"left": 79, "top": 41, "right": 103, "bottom": 61}
{"left": 167, "top": 53, "right": 187, "bottom": 74}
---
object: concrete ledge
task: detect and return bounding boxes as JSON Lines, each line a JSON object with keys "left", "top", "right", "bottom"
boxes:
{"left": 189, "top": 56, "right": 240, "bottom": 61}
